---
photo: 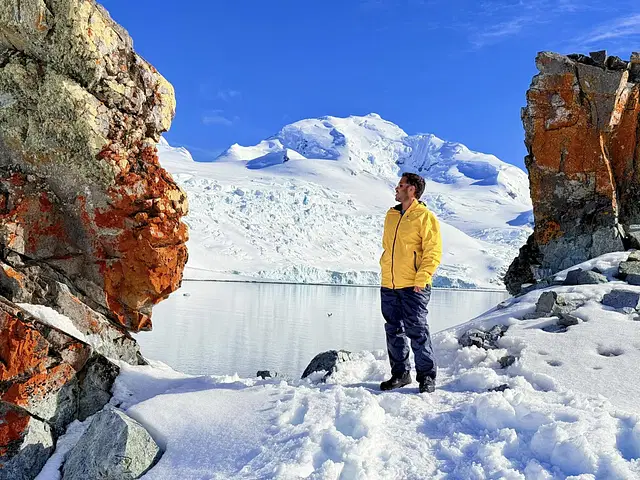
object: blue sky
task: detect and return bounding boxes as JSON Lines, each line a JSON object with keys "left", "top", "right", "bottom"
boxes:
{"left": 101, "top": 0, "right": 640, "bottom": 169}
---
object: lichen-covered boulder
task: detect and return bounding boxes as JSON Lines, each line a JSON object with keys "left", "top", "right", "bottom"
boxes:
{"left": 506, "top": 51, "right": 640, "bottom": 294}
{"left": 0, "top": 0, "right": 188, "bottom": 332}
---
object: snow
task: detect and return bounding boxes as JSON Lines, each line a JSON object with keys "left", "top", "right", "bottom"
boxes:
{"left": 158, "top": 114, "right": 532, "bottom": 288}
{"left": 17, "top": 303, "right": 87, "bottom": 342}
{"left": 37, "top": 253, "right": 640, "bottom": 479}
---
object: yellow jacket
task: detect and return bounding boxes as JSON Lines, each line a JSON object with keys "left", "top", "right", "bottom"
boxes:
{"left": 380, "top": 200, "right": 442, "bottom": 289}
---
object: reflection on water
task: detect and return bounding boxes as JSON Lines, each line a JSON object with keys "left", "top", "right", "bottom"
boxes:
{"left": 137, "top": 282, "right": 508, "bottom": 378}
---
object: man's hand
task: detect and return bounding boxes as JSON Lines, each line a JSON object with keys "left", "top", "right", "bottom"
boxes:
{"left": 413, "top": 286, "right": 423, "bottom": 292}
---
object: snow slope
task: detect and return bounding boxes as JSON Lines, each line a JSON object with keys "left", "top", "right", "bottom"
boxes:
{"left": 159, "top": 114, "right": 532, "bottom": 288}
{"left": 37, "top": 252, "right": 640, "bottom": 479}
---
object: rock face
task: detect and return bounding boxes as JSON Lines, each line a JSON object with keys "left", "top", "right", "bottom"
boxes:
{"left": 0, "top": 1, "right": 188, "bottom": 477}
{"left": 506, "top": 51, "right": 640, "bottom": 294}
{"left": 0, "top": 0, "right": 188, "bottom": 331}
{"left": 62, "top": 407, "right": 161, "bottom": 480}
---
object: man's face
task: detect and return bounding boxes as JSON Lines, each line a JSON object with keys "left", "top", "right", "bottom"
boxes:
{"left": 395, "top": 177, "right": 415, "bottom": 202}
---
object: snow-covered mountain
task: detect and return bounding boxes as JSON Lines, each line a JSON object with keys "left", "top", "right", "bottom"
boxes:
{"left": 159, "top": 114, "right": 532, "bottom": 288}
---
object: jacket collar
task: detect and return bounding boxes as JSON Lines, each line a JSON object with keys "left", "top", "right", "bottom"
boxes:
{"left": 392, "top": 199, "right": 424, "bottom": 214}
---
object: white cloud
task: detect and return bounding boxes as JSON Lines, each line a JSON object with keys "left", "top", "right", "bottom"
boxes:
{"left": 202, "top": 110, "right": 238, "bottom": 127}
{"left": 577, "top": 13, "right": 640, "bottom": 44}
{"left": 216, "top": 89, "right": 241, "bottom": 102}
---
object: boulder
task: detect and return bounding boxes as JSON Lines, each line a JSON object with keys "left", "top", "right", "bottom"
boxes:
{"left": 0, "top": 0, "right": 188, "bottom": 332}
{"left": 62, "top": 407, "right": 161, "bottom": 480}
{"left": 0, "top": 0, "right": 188, "bottom": 476}
{"left": 563, "top": 269, "right": 608, "bottom": 285}
{"left": 535, "top": 291, "right": 584, "bottom": 316}
{"left": 618, "top": 260, "right": 640, "bottom": 280}
{"left": 506, "top": 51, "right": 640, "bottom": 293}
{"left": 302, "top": 350, "right": 352, "bottom": 380}
{"left": 601, "top": 290, "right": 640, "bottom": 310}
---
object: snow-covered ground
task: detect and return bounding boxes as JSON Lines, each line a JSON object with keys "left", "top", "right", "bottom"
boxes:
{"left": 158, "top": 114, "right": 532, "bottom": 289}
{"left": 36, "top": 252, "right": 640, "bottom": 479}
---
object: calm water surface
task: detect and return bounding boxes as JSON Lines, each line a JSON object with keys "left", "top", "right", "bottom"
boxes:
{"left": 136, "top": 282, "right": 508, "bottom": 378}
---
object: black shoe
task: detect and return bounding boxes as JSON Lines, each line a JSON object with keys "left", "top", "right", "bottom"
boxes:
{"left": 380, "top": 372, "right": 412, "bottom": 391}
{"left": 418, "top": 377, "right": 436, "bottom": 393}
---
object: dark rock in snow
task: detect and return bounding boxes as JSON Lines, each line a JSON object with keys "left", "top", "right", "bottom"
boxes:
{"left": 458, "top": 325, "right": 508, "bottom": 350}
{"left": 302, "top": 350, "right": 352, "bottom": 380}
{"left": 498, "top": 355, "right": 516, "bottom": 368}
{"left": 564, "top": 269, "right": 608, "bottom": 285}
{"left": 601, "top": 290, "right": 640, "bottom": 310}
{"left": 618, "top": 260, "right": 640, "bottom": 280}
{"left": 535, "top": 291, "right": 583, "bottom": 316}
{"left": 627, "top": 250, "right": 640, "bottom": 262}
{"left": 256, "top": 370, "right": 277, "bottom": 379}
{"left": 558, "top": 313, "right": 581, "bottom": 327}
{"left": 489, "top": 384, "right": 510, "bottom": 392}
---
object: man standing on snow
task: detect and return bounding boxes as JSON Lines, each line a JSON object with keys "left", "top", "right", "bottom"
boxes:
{"left": 379, "top": 172, "right": 442, "bottom": 393}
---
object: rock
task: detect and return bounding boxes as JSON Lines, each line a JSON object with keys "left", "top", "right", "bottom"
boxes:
{"left": 256, "top": 370, "right": 277, "bottom": 379}
{"left": 626, "top": 273, "right": 640, "bottom": 285}
{"left": 62, "top": 407, "right": 161, "bottom": 480}
{"left": 535, "top": 291, "right": 583, "bottom": 316}
{"left": 488, "top": 384, "right": 510, "bottom": 392}
{"left": 0, "top": 1, "right": 187, "bottom": 475}
{"left": 563, "top": 268, "right": 583, "bottom": 285}
{"left": 628, "top": 250, "right": 640, "bottom": 262}
{"left": 558, "top": 313, "right": 581, "bottom": 326}
{"left": 301, "top": 350, "right": 352, "bottom": 379}
{"left": 601, "top": 290, "right": 640, "bottom": 310}
{"left": 576, "top": 270, "right": 608, "bottom": 285}
{"left": 498, "top": 355, "right": 516, "bottom": 368}
{"left": 589, "top": 50, "right": 607, "bottom": 67}
{"left": 0, "top": 404, "right": 54, "bottom": 480}
{"left": 619, "top": 260, "right": 640, "bottom": 280}
{"left": 607, "top": 55, "right": 628, "bottom": 70}
{"left": 505, "top": 51, "right": 640, "bottom": 293}
{"left": 0, "top": 297, "right": 120, "bottom": 479}
{"left": 0, "top": 0, "right": 188, "bottom": 332}
{"left": 458, "top": 325, "right": 508, "bottom": 350}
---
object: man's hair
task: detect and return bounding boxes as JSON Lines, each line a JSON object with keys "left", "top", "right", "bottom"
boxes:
{"left": 402, "top": 172, "right": 426, "bottom": 199}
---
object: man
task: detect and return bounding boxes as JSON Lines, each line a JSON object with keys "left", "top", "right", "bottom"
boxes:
{"left": 379, "top": 172, "right": 442, "bottom": 393}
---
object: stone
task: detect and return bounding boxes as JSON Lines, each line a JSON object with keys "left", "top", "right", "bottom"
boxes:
{"left": 0, "top": 404, "right": 54, "bottom": 480}
{"left": 498, "top": 355, "right": 516, "bottom": 368}
{"left": 535, "top": 291, "right": 583, "bottom": 316}
{"left": 488, "top": 384, "right": 510, "bottom": 392}
{"left": 0, "top": 1, "right": 187, "bottom": 475}
{"left": 458, "top": 325, "right": 508, "bottom": 350}
{"left": 564, "top": 269, "right": 583, "bottom": 285}
{"left": 626, "top": 273, "right": 640, "bottom": 285}
{"left": 575, "top": 270, "right": 608, "bottom": 285}
{"left": 627, "top": 250, "right": 640, "bottom": 262}
{"left": 589, "top": 50, "right": 607, "bottom": 67}
{"left": 62, "top": 407, "right": 161, "bottom": 480}
{"left": 601, "top": 290, "right": 640, "bottom": 310}
{"left": 301, "top": 350, "right": 352, "bottom": 379}
{"left": 505, "top": 51, "right": 640, "bottom": 294}
{"left": 606, "top": 55, "right": 628, "bottom": 70}
{"left": 0, "top": 0, "right": 188, "bottom": 332}
{"left": 256, "top": 370, "right": 277, "bottom": 379}
{"left": 558, "top": 313, "right": 581, "bottom": 326}
{"left": 619, "top": 260, "right": 640, "bottom": 279}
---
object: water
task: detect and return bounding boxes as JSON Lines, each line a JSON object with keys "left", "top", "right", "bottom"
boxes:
{"left": 137, "top": 282, "right": 508, "bottom": 378}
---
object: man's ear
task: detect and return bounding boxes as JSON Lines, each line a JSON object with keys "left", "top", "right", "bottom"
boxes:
{"left": 408, "top": 185, "right": 416, "bottom": 198}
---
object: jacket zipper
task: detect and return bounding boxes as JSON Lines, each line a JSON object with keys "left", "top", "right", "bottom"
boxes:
{"left": 390, "top": 214, "right": 402, "bottom": 288}
{"left": 414, "top": 251, "right": 418, "bottom": 271}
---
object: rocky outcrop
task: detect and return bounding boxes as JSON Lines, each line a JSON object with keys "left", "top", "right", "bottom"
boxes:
{"left": 0, "top": 0, "right": 188, "bottom": 331}
{"left": 0, "top": 0, "right": 188, "bottom": 477}
{"left": 506, "top": 51, "right": 640, "bottom": 294}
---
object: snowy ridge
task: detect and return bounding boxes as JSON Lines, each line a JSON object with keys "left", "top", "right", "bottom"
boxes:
{"left": 38, "top": 253, "right": 640, "bottom": 478}
{"left": 159, "top": 114, "right": 533, "bottom": 288}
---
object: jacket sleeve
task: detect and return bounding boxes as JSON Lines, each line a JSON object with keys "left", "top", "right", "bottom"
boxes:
{"left": 414, "top": 212, "right": 442, "bottom": 288}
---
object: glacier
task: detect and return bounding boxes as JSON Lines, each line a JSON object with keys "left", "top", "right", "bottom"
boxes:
{"left": 157, "top": 114, "right": 532, "bottom": 289}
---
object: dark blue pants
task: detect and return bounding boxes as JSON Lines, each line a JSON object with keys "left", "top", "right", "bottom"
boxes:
{"left": 381, "top": 286, "right": 436, "bottom": 380}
